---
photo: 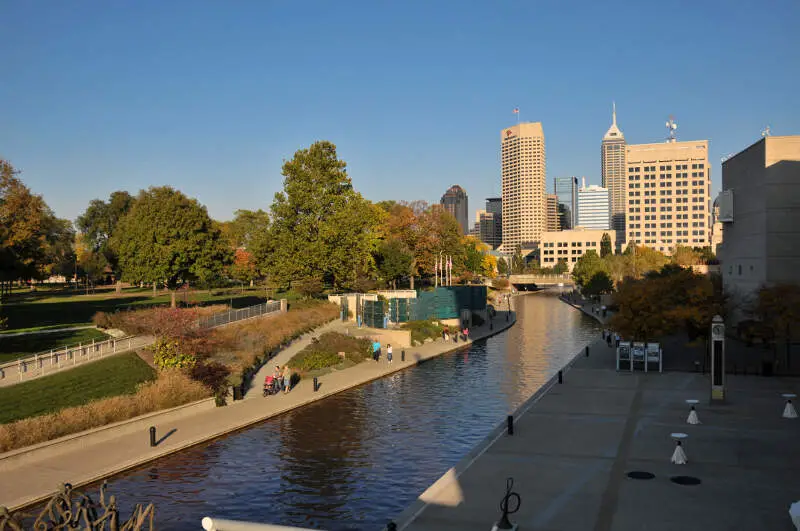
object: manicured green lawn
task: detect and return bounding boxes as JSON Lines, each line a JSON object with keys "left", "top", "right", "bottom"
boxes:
{"left": 0, "top": 353, "right": 156, "bottom": 424}
{"left": 0, "top": 287, "right": 284, "bottom": 331}
{"left": 0, "top": 328, "right": 110, "bottom": 363}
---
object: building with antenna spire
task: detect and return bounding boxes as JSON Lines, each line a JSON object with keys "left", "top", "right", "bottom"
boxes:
{"left": 601, "top": 102, "right": 627, "bottom": 247}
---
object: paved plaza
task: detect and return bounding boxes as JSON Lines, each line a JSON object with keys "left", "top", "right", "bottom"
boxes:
{"left": 399, "top": 338, "right": 800, "bottom": 531}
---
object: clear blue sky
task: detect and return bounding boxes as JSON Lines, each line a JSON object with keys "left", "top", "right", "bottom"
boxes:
{"left": 2, "top": 0, "right": 798, "bottom": 223}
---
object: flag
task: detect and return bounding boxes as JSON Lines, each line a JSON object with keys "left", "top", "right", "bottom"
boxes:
{"left": 513, "top": 108, "right": 519, "bottom": 114}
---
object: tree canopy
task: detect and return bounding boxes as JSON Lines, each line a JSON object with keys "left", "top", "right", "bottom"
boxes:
{"left": 76, "top": 191, "right": 134, "bottom": 275}
{"left": 114, "top": 186, "right": 231, "bottom": 304}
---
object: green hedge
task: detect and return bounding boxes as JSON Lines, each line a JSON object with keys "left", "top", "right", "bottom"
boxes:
{"left": 401, "top": 320, "right": 443, "bottom": 346}
{"left": 287, "top": 332, "right": 372, "bottom": 372}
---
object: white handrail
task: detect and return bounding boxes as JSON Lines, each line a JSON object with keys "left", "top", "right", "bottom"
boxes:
{"left": 201, "top": 517, "right": 320, "bottom": 531}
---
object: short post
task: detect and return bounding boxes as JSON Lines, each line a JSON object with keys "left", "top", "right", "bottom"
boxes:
{"left": 401, "top": 350, "right": 405, "bottom": 362}
{"left": 558, "top": 370, "right": 563, "bottom": 384}
{"left": 149, "top": 426, "right": 157, "bottom": 447}
{"left": 507, "top": 415, "right": 514, "bottom": 435}
{"left": 386, "top": 522, "right": 397, "bottom": 531}
{"left": 585, "top": 345, "right": 590, "bottom": 357}
{"left": 313, "top": 377, "right": 319, "bottom": 392}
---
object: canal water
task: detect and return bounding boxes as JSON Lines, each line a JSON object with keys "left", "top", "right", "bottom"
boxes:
{"left": 83, "top": 291, "right": 599, "bottom": 530}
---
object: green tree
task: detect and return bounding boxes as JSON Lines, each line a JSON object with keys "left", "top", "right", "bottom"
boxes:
{"left": 623, "top": 243, "right": 668, "bottom": 277}
{"left": 572, "top": 250, "right": 607, "bottom": 287}
{"left": 582, "top": 271, "right": 614, "bottom": 297}
{"left": 268, "top": 141, "right": 381, "bottom": 290}
{"left": 600, "top": 233, "right": 612, "bottom": 258}
{"left": 671, "top": 245, "right": 702, "bottom": 267}
{"left": 511, "top": 245, "right": 525, "bottom": 274}
{"left": 376, "top": 239, "right": 413, "bottom": 289}
{"left": 114, "top": 186, "right": 231, "bottom": 306}
{"left": 552, "top": 259, "right": 568, "bottom": 274}
{"left": 76, "top": 191, "right": 134, "bottom": 278}
{"left": 461, "top": 236, "right": 486, "bottom": 281}
{"left": 497, "top": 256, "right": 509, "bottom": 276}
{"left": 1, "top": 159, "right": 67, "bottom": 299}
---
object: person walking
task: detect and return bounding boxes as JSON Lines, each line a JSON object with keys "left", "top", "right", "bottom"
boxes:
{"left": 387, "top": 344, "right": 393, "bottom": 364}
{"left": 273, "top": 365, "right": 283, "bottom": 391}
{"left": 282, "top": 365, "right": 292, "bottom": 394}
{"left": 372, "top": 341, "right": 381, "bottom": 362}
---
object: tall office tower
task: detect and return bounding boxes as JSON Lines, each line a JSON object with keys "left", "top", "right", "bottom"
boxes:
{"left": 602, "top": 103, "right": 627, "bottom": 246}
{"left": 440, "top": 185, "right": 469, "bottom": 234}
{"left": 553, "top": 176, "right": 578, "bottom": 229}
{"left": 577, "top": 178, "right": 611, "bottom": 230}
{"left": 484, "top": 197, "right": 503, "bottom": 248}
{"left": 501, "top": 123, "right": 546, "bottom": 251}
{"left": 545, "top": 194, "right": 560, "bottom": 231}
{"left": 625, "top": 137, "right": 710, "bottom": 253}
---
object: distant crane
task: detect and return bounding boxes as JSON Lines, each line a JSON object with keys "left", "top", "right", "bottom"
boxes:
{"left": 666, "top": 116, "right": 678, "bottom": 142}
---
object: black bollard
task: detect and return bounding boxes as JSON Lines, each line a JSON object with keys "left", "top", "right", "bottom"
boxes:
{"left": 506, "top": 313, "right": 509, "bottom": 322}
{"left": 558, "top": 370, "right": 563, "bottom": 384}
{"left": 490, "top": 321, "right": 493, "bottom": 331}
{"left": 507, "top": 415, "right": 514, "bottom": 435}
{"left": 313, "top": 377, "right": 319, "bottom": 392}
{"left": 585, "top": 345, "right": 590, "bottom": 357}
{"left": 401, "top": 350, "right": 405, "bottom": 362}
{"left": 149, "top": 426, "right": 156, "bottom": 447}
{"left": 386, "top": 522, "right": 397, "bottom": 531}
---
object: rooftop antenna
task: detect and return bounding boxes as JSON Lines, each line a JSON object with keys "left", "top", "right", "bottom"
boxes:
{"left": 761, "top": 125, "right": 771, "bottom": 137}
{"left": 665, "top": 116, "right": 678, "bottom": 143}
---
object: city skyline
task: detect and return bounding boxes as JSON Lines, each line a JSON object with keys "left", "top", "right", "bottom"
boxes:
{"left": 1, "top": 2, "right": 798, "bottom": 222}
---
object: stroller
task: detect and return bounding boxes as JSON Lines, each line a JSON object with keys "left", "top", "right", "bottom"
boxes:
{"left": 263, "top": 375, "right": 280, "bottom": 397}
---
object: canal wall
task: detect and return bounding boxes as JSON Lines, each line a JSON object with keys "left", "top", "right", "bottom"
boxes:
{"left": 0, "top": 306, "right": 517, "bottom": 512}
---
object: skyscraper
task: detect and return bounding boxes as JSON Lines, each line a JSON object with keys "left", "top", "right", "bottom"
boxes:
{"left": 625, "top": 138, "right": 710, "bottom": 253}
{"left": 482, "top": 198, "right": 503, "bottom": 249}
{"left": 440, "top": 185, "right": 469, "bottom": 235}
{"left": 501, "top": 122, "right": 546, "bottom": 251}
{"left": 553, "top": 176, "right": 578, "bottom": 229}
{"left": 577, "top": 180, "right": 610, "bottom": 230}
{"left": 602, "top": 103, "right": 626, "bottom": 246}
{"left": 545, "top": 194, "right": 560, "bottom": 231}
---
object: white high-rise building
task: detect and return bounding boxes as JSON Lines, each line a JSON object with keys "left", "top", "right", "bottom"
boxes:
{"left": 577, "top": 179, "right": 610, "bottom": 230}
{"left": 601, "top": 103, "right": 626, "bottom": 246}
{"left": 500, "top": 122, "right": 546, "bottom": 252}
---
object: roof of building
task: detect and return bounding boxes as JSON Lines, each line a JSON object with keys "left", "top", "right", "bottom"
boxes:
{"left": 602, "top": 102, "right": 625, "bottom": 141}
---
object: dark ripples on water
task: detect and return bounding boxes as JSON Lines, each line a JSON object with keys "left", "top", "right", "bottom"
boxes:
{"left": 66, "top": 291, "right": 600, "bottom": 530}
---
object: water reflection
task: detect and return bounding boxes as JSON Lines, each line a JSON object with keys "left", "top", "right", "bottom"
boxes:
{"left": 56, "top": 291, "right": 598, "bottom": 530}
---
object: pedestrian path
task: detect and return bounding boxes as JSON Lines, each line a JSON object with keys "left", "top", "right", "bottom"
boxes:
{"left": 0, "top": 308, "right": 516, "bottom": 511}
{"left": 397, "top": 335, "right": 800, "bottom": 531}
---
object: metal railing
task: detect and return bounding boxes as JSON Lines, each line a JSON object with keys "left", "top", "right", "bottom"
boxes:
{"left": 0, "top": 335, "right": 154, "bottom": 386}
{"left": 198, "top": 300, "right": 283, "bottom": 329}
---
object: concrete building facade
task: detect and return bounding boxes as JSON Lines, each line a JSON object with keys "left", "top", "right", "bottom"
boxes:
{"left": 601, "top": 103, "right": 627, "bottom": 246}
{"left": 440, "top": 185, "right": 469, "bottom": 235}
{"left": 545, "top": 193, "right": 560, "bottom": 232}
{"left": 501, "top": 122, "right": 546, "bottom": 252}
{"left": 577, "top": 181, "right": 610, "bottom": 230}
{"left": 540, "top": 228, "right": 617, "bottom": 271}
{"left": 717, "top": 135, "right": 800, "bottom": 311}
{"left": 625, "top": 139, "right": 710, "bottom": 254}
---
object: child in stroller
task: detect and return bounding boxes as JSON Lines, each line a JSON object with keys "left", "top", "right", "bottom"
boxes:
{"left": 263, "top": 375, "right": 280, "bottom": 396}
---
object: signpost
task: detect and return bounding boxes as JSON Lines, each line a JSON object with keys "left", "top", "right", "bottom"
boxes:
{"left": 710, "top": 315, "right": 726, "bottom": 402}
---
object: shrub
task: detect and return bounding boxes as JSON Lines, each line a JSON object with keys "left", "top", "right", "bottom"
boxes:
{"left": 0, "top": 370, "right": 209, "bottom": 452}
{"left": 190, "top": 361, "right": 231, "bottom": 395}
{"left": 292, "top": 277, "right": 324, "bottom": 299}
{"left": 288, "top": 350, "right": 342, "bottom": 372}
{"left": 492, "top": 278, "right": 510, "bottom": 289}
{"left": 152, "top": 338, "right": 197, "bottom": 370}
{"left": 288, "top": 332, "right": 372, "bottom": 372}
{"left": 92, "top": 311, "right": 112, "bottom": 329}
{"left": 402, "top": 320, "right": 443, "bottom": 346}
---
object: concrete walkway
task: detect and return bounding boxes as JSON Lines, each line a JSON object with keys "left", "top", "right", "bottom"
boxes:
{"left": 0, "top": 325, "right": 95, "bottom": 338}
{"left": 0, "top": 308, "right": 516, "bottom": 512}
{"left": 396, "top": 334, "right": 800, "bottom": 531}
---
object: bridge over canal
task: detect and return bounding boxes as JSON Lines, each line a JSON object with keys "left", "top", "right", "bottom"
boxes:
{"left": 508, "top": 273, "right": 574, "bottom": 291}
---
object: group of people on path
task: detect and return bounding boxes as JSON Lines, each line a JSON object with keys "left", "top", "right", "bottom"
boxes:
{"left": 442, "top": 325, "right": 470, "bottom": 343}
{"left": 271, "top": 364, "right": 293, "bottom": 394}
{"left": 372, "top": 341, "right": 393, "bottom": 363}
{"left": 602, "top": 329, "right": 621, "bottom": 348}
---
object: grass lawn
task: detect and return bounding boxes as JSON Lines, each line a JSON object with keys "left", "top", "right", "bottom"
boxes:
{"left": 0, "top": 328, "right": 110, "bottom": 364}
{"left": 0, "top": 353, "right": 156, "bottom": 424}
{"left": 0, "top": 287, "right": 297, "bottom": 331}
